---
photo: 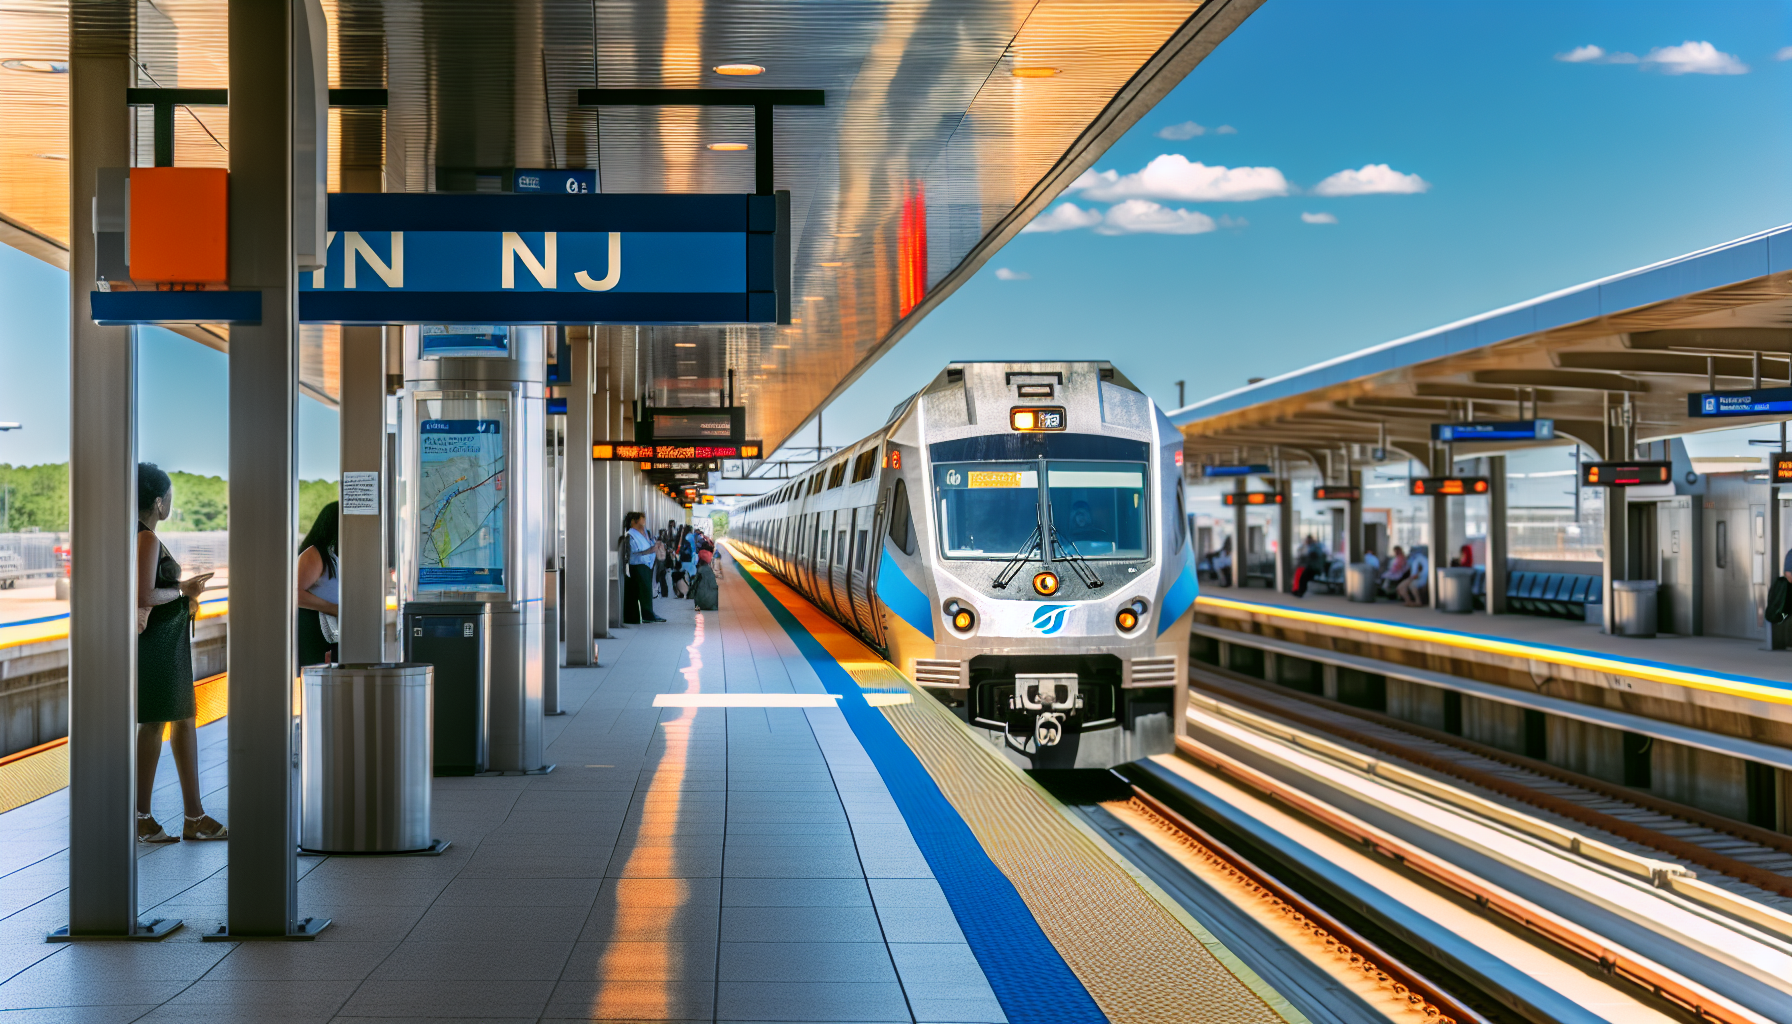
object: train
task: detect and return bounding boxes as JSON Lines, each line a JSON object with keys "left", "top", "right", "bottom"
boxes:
{"left": 732, "top": 361, "right": 1196, "bottom": 769}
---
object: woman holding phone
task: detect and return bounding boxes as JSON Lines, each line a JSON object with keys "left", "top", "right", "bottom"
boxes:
{"left": 134, "top": 463, "right": 226, "bottom": 843}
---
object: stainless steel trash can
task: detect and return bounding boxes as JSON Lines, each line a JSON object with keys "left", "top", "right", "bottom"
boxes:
{"left": 1438, "top": 567, "right": 1476, "bottom": 613}
{"left": 1612, "top": 580, "right": 1658, "bottom": 638}
{"left": 1346, "top": 563, "right": 1377, "bottom": 602}
{"left": 301, "top": 663, "right": 434, "bottom": 853}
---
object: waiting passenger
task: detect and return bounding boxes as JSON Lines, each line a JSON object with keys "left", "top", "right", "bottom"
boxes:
{"left": 295, "top": 501, "right": 340, "bottom": 667}
{"left": 1379, "top": 546, "right": 1408, "bottom": 598}
{"left": 1397, "top": 546, "right": 1430, "bottom": 607}
{"left": 134, "top": 463, "right": 225, "bottom": 843}
{"left": 626, "top": 513, "right": 666, "bottom": 623}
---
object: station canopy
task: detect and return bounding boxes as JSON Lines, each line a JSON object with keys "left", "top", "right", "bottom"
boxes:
{"left": 1172, "top": 225, "right": 1792, "bottom": 468}
{"left": 0, "top": 0, "right": 1256, "bottom": 447}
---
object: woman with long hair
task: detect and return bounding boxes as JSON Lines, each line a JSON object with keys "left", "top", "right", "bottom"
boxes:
{"left": 296, "top": 501, "right": 341, "bottom": 666}
{"left": 135, "top": 463, "right": 226, "bottom": 843}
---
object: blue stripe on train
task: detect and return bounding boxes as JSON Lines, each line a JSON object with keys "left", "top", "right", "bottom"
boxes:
{"left": 1158, "top": 561, "right": 1199, "bottom": 635}
{"left": 875, "top": 546, "right": 934, "bottom": 640}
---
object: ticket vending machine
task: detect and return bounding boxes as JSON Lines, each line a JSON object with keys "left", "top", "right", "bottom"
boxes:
{"left": 399, "top": 325, "right": 550, "bottom": 775}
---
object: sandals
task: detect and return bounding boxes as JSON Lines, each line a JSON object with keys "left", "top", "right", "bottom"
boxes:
{"left": 183, "top": 814, "right": 229, "bottom": 841}
{"left": 137, "top": 814, "right": 178, "bottom": 845}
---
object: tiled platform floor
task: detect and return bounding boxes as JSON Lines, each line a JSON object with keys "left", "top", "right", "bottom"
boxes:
{"left": 0, "top": 559, "right": 1006, "bottom": 1023}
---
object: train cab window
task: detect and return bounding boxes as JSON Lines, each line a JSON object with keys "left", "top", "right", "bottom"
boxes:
{"left": 1048, "top": 463, "right": 1147, "bottom": 559}
{"left": 932, "top": 462, "right": 1039, "bottom": 558}
{"left": 887, "top": 479, "right": 916, "bottom": 555}
{"left": 1173, "top": 487, "right": 1187, "bottom": 554}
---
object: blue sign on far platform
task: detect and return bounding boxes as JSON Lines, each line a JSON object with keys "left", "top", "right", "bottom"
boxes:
{"left": 1202, "top": 464, "right": 1272, "bottom": 478}
{"left": 514, "top": 169, "right": 596, "bottom": 194}
{"left": 1689, "top": 388, "right": 1792, "bottom": 418}
{"left": 1432, "top": 419, "right": 1554, "bottom": 442}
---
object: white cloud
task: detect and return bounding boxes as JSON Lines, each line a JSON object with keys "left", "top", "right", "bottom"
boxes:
{"left": 1156, "top": 121, "right": 1205, "bottom": 140}
{"left": 1643, "top": 40, "right": 1748, "bottom": 75}
{"left": 1301, "top": 212, "right": 1338, "bottom": 224}
{"left": 1069, "top": 154, "right": 1290, "bottom": 203}
{"left": 1778, "top": 46, "right": 1792, "bottom": 62}
{"left": 1216, "top": 125, "right": 1237, "bottom": 135}
{"left": 993, "top": 267, "right": 1030, "bottom": 280}
{"left": 1557, "top": 44, "right": 1606, "bottom": 63}
{"left": 1218, "top": 215, "right": 1248, "bottom": 229}
{"left": 1310, "top": 164, "right": 1430, "bottom": 197}
{"left": 1095, "top": 200, "right": 1217, "bottom": 235}
{"left": 1021, "top": 202, "right": 1104, "bottom": 233}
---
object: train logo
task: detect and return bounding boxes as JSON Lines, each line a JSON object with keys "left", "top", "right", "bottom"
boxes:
{"left": 1031, "top": 604, "right": 1071, "bottom": 635}
{"left": 945, "top": 469, "right": 962, "bottom": 486}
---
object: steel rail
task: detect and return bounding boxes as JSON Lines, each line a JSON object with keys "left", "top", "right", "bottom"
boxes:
{"left": 1122, "top": 784, "right": 1493, "bottom": 1024}
{"left": 1174, "top": 734, "right": 1778, "bottom": 1024}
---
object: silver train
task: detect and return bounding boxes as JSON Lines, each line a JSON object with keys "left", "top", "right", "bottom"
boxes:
{"left": 733, "top": 361, "right": 1196, "bottom": 769}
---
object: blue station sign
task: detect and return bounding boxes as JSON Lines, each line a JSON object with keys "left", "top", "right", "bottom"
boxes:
{"left": 92, "top": 192, "right": 788, "bottom": 327}
{"left": 1432, "top": 419, "right": 1554, "bottom": 442}
{"left": 513, "top": 169, "right": 596, "bottom": 194}
{"left": 1202, "top": 464, "right": 1272, "bottom": 478}
{"left": 1688, "top": 388, "right": 1792, "bottom": 418}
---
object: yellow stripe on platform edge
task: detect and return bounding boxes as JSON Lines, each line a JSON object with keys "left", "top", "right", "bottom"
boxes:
{"left": 725, "top": 543, "right": 1301, "bottom": 1024}
{"left": 1197, "top": 594, "right": 1792, "bottom": 707}
{"left": 0, "top": 672, "right": 230, "bottom": 815}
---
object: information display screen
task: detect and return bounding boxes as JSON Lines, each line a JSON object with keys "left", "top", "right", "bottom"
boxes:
{"left": 653, "top": 410, "right": 735, "bottom": 439}
{"left": 420, "top": 325, "right": 508, "bottom": 358}
{"left": 1579, "top": 462, "right": 1671, "bottom": 488}
{"left": 1409, "top": 477, "right": 1489, "bottom": 496}
{"left": 416, "top": 416, "right": 507, "bottom": 592}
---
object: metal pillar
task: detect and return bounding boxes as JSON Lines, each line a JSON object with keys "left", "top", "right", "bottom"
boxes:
{"left": 1275, "top": 474, "right": 1293, "bottom": 595}
{"left": 1486, "top": 454, "right": 1508, "bottom": 615}
{"left": 542, "top": 328, "right": 563, "bottom": 709}
{"left": 1429, "top": 448, "right": 1448, "bottom": 610}
{"left": 564, "top": 330, "right": 596, "bottom": 663}
{"left": 1604, "top": 487, "right": 1627, "bottom": 634}
{"left": 1231, "top": 477, "right": 1247, "bottom": 587}
{"left": 605, "top": 340, "right": 625, "bottom": 629}
{"left": 1772, "top": 422, "right": 1789, "bottom": 649}
{"left": 62, "top": 0, "right": 165, "bottom": 941}
{"left": 337, "top": 326, "right": 386, "bottom": 663}
{"left": 1347, "top": 468, "right": 1364, "bottom": 562}
{"left": 222, "top": 0, "right": 318, "bottom": 939}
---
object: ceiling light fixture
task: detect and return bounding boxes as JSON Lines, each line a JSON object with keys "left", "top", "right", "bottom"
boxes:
{"left": 817, "top": 262, "right": 843, "bottom": 267}
{"left": 771, "top": 344, "right": 790, "bottom": 349}
{"left": 674, "top": 342, "right": 697, "bottom": 348}
{"left": 1, "top": 59, "right": 68, "bottom": 73}
{"left": 712, "top": 63, "right": 765, "bottom": 76}
{"left": 677, "top": 375, "right": 699, "bottom": 380}
{"left": 833, "top": 232, "right": 861, "bottom": 238}
{"left": 706, "top": 142, "right": 748, "bottom": 151}
{"left": 1011, "top": 67, "right": 1060, "bottom": 78}
{"left": 760, "top": 363, "right": 777, "bottom": 369}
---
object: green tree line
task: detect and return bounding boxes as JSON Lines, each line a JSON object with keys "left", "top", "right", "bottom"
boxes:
{"left": 0, "top": 463, "right": 339, "bottom": 536}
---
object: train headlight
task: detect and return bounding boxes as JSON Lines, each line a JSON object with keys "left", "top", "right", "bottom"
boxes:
{"left": 1032, "top": 571, "right": 1060, "bottom": 596}
{"left": 1116, "top": 598, "right": 1148, "bottom": 633}
{"left": 944, "top": 599, "right": 976, "bottom": 633}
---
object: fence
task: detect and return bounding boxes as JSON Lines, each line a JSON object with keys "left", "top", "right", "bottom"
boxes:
{"left": 0, "top": 532, "right": 68, "bottom": 579}
{"left": 0, "top": 531, "right": 229, "bottom": 581}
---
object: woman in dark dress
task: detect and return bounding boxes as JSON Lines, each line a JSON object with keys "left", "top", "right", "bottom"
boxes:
{"left": 135, "top": 463, "right": 226, "bottom": 844}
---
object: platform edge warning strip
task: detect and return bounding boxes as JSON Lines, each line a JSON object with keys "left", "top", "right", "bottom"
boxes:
{"left": 1197, "top": 594, "right": 1792, "bottom": 706}
{"left": 728, "top": 554, "right": 1108, "bottom": 1023}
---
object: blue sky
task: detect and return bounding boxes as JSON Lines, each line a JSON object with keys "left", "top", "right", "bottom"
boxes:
{"left": 809, "top": 0, "right": 1792, "bottom": 449}
{"left": 1, "top": 1, "right": 1788, "bottom": 477}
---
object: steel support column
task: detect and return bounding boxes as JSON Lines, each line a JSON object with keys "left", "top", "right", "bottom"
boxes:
{"left": 1346, "top": 469, "right": 1364, "bottom": 563}
{"left": 225, "top": 0, "right": 308, "bottom": 938}
{"left": 1231, "top": 477, "right": 1246, "bottom": 588}
{"left": 64, "top": 0, "right": 155, "bottom": 940}
{"left": 1429, "top": 448, "right": 1448, "bottom": 610}
{"left": 1487, "top": 455, "right": 1508, "bottom": 615}
{"left": 564, "top": 331, "right": 596, "bottom": 663}
{"left": 337, "top": 326, "right": 386, "bottom": 663}
{"left": 1604, "top": 487, "right": 1627, "bottom": 634}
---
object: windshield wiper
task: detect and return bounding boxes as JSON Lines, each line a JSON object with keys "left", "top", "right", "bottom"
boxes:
{"left": 991, "top": 525, "right": 1042, "bottom": 590}
{"left": 1049, "top": 526, "right": 1105, "bottom": 589}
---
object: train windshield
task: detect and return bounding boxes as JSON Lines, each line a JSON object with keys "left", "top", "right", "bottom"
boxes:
{"left": 933, "top": 460, "right": 1149, "bottom": 561}
{"left": 1048, "top": 463, "right": 1148, "bottom": 560}
{"left": 933, "top": 463, "right": 1039, "bottom": 558}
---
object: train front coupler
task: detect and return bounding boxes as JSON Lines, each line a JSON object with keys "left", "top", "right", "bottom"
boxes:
{"left": 1010, "top": 672, "right": 1083, "bottom": 747}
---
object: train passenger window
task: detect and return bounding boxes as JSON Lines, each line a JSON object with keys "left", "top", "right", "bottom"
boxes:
{"left": 851, "top": 450, "right": 877, "bottom": 483}
{"left": 1047, "top": 462, "right": 1148, "bottom": 560}
{"left": 855, "top": 530, "right": 869, "bottom": 570}
{"left": 836, "top": 530, "right": 847, "bottom": 564}
{"left": 828, "top": 464, "right": 847, "bottom": 489}
{"left": 887, "top": 479, "right": 916, "bottom": 555}
{"left": 815, "top": 520, "right": 827, "bottom": 562}
{"left": 1716, "top": 520, "right": 1728, "bottom": 569}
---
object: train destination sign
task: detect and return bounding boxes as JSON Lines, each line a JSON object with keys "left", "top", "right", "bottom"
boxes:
{"left": 1431, "top": 419, "right": 1554, "bottom": 442}
{"left": 638, "top": 407, "right": 746, "bottom": 444}
{"left": 1312, "top": 486, "right": 1362, "bottom": 501}
{"left": 593, "top": 442, "right": 762, "bottom": 461}
{"left": 1409, "top": 477, "right": 1489, "bottom": 496}
{"left": 1688, "top": 388, "right": 1792, "bottom": 418}
{"left": 1222, "top": 491, "right": 1283, "bottom": 506}
{"left": 637, "top": 460, "right": 720, "bottom": 472}
{"left": 1580, "top": 461, "right": 1671, "bottom": 488}
{"left": 1203, "top": 464, "right": 1272, "bottom": 478}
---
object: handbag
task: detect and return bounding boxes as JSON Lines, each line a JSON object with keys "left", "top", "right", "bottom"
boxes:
{"left": 319, "top": 612, "right": 342, "bottom": 644}
{"left": 1768, "top": 577, "right": 1790, "bottom": 626}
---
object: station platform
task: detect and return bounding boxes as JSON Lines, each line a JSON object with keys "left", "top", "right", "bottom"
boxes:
{"left": 0, "top": 549, "right": 1297, "bottom": 1023}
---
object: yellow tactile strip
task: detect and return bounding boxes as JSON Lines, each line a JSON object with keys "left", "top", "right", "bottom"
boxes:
{"left": 727, "top": 545, "right": 1294, "bottom": 1024}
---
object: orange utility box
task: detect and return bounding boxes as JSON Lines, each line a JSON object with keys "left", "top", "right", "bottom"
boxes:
{"left": 128, "top": 167, "right": 228, "bottom": 286}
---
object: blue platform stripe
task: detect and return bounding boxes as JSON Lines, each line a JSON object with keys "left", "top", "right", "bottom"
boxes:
{"left": 736, "top": 565, "right": 1107, "bottom": 1024}
{"left": 875, "top": 547, "right": 935, "bottom": 640}
{"left": 1158, "top": 562, "right": 1199, "bottom": 635}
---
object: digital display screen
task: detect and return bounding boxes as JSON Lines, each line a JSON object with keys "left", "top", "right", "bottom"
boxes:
{"left": 1410, "top": 477, "right": 1490, "bottom": 496}
{"left": 653, "top": 410, "right": 735, "bottom": 439}
{"left": 1313, "top": 486, "right": 1362, "bottom": 501}
{"left": 1222, "top": 492, "right": 1283, "bottom": 505}
{"left": 1010, "top": 407, "right": 1066, "bottom": 431}
{"left": 1580, "top": 462, "right": 1672, "bottom": 487}
{"left": 1775, "top": 454, "right": 1792, "bottom": 483}
{"left": 595, "top": 442, "right": 761, "bottom": 460}
{"left": 420, "top": 325, "right": 508, "bottom": 359}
